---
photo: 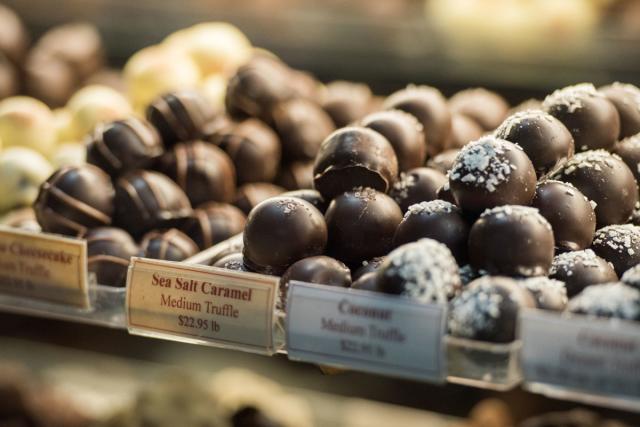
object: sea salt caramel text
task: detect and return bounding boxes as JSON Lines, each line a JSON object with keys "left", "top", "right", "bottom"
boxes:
{"left": 151, "top": 273, "right": 252, "bottom": 301}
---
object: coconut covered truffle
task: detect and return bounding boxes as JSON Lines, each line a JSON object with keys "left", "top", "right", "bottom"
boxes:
{"left": 567, "top": 282, "right": 640, "bottom": 321}
{"left": 549, "top": 249, "right": 618, "bottom": 297}
{"left": 518, "top": 277, "right": 568, "bottom": 311}
{"left": 591, "top": 224, "right": 640, "bottom": 276}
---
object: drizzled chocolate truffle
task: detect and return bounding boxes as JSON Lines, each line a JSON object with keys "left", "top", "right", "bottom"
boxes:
{"left": 621, "top": 264, "right": 640, "bottom": 291}
{"left": 449, "top": 88, "right": 509, "bottom": 131}
{"left": 352, "top": 257, "right": 385, "bottom": 280}
{"left": 276, "top": 161, "right": 314, "bottom": 190}
{"left": 86, "top": 118, "right": 163, "bottom": 178}
{"left": 469, "top": 206, "right": 554, "bottom": 277}
{"left": 390, "top": 167, "right": 447, "bottom": 212}
{"left": 233, "top": 183, "right": 284, "bottom": 215}
{"left": 549, "top": 249, "right": 618, "bottom": 297}
{"left": 321, "top": 81, "right": 373, "bottom": 128}
{"left": 34, "top": 165, "right": 115, "bottom": 236}
{"left": 446, "top": 113, "right": 484, "bottom": 150}
{"left": 243, "top": 197, "right": 327, "bottom": 275}
{"left": 325, "top": 188, "right": 402, "bottom": 266}
{"left": 567, "top": 282, "right": 640, "bottom": 321}
{"left": 279, "top": 256, "right": 351, "bottom": 307}
{"left": 531, "top": 180, "right": 596, "bottom": 252}
{"left": 449, "top": 137, "right": 537, "bottom": 214}
{"left": 542, "top": 83, "right": 620, "bottom": 152}
{"left": 591, "top": 224, "right": 640, "bottom": 275}
{"left": 378, "top": 239, "right": 461, "bottom": 304}
{"left": 280, "top": 189, "right": 328, "bottom": 214}
{"left": 427, "top": 149, "right": 459, "bottom": 174}
{"left": 552, "top": 150, "right": 638, "bottom": 226}
{"left": 494, "top": 110, "right": 574, "bottom": 177}
{"left": 140, "top": 229, "right": 199, "bottom": 261}
{"left": 313, "top": 127, "right": 398, "bottom": 200}
{"left": 86, "top": 227, "right": 139, "bottom": 287}
{"left": 612, "top": 134, "right": 640, "bottom": 184}
{"left": 212, "top": 252, "right": 248, "bottom": 272}
{"left": 599, "top": 82, "right": 640, "bottom": 139}
{"left": 360, "top": 110, "right": 426, "bottom": 172}
{"left": 394, "top": 200, "right": 469, "bottom": 263}
{"left": 518, "top": 277, "right": 567, "bottom": 311}
{"left": 181, "top": 203, "right": 246, "bottom": 250}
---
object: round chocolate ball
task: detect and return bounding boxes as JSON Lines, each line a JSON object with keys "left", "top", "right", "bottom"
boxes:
{"left": 86, "top": 118, "right": 163, "bottom": 178}
{"left": 0, "top": 4, "right": 29, "bottom": 65}
{"left": 181, "top": 203, "right": 246, "bottom": 250}
{"left": 351, "top": 272, "right": 380, "bottom": 292}
{"left": 494, "top": 110, "right": 574, "bottom": 177}
{"left": 321, "top": 80, "right": 373, "bottom": 128}
{"left": 276, "top": 161, "right": 314, "bottom": 190}
{"left": 549, "top": 249, "right": 618, "bottom": 297}
{"left": 531, "top": 180, "right": 596, "bottom": 252}
{"left": 542, "top": 83, "right": 620, "bottom": 152}
{"left": 436, "top": 182, "right": 456, "bottom": 205}
{"left": 279, "top": 256, "right": 351, "bottom": 308}
{"left": 599, "top": 82, "right": 640, "bottom": 139}
{"left": 24, "top": 50, "right": 77, "bottom": 108}
{"left": 469, "top": 206, "right": 555, "bottom": 277}
{"left": 427, "top": 149, "right": 459, "bottom": 174}
{"left": 446, "top": 113, "right": 484, "bottom": 150}
{"left": 313, "top": 127, "right": 398, "bottom": 200}
{"left": 352, "top": 257, "right": 386, "bottom": 280}
{"left": 383, "top": 85, "right": 452, "bottom": 156}
{"left": 34, "top": 165, "right": 115, "bottom": 236}
{"left": 212, "top": 252, "right": 248, "bottom": 272}
{"left": 612, "top": 134, "right": 640, "bottom": 184}
{"left": 280, "top": 189, "right": 328, "bottom": 214}
{"left": 449, "top": 88, "right": 509, "bottom": 131}
{"left": 86, "top": 227, "right": 139, "bottom": 287}
{"left": 591, "top": 224, "right": 640, "bottom": 276}
{"left": 551, "top": 150, "right": 638, "bottom": 227}
{"left": 449, "top": 136, "right": 537, "bottom": 214}
{"left": 448, "top": 276, "right": 536, "bottom": 343}
{"left": 621, "top": 264, "right": 640, "bottom": 291}
{"left": 567, "top": 282, "right": 640, "bottom": 321}
{"left": 390, "top": 167, "right": 447, "bottom": 212}
{"left": 360, "top": 109, "right": 426, "bottom": 172}
{"left": 140, "top": 228, "right": 199, "bottom": 261}
{"left": 518, "top": 277, "right": 568, "bottom": 311}
{"left": 243, "top": 197, "right": 327, "bottom": 275}
{"left": 325, "top": 188, "right": 402, "bottom": 266}
{"left": 0, "top": 53, "right": 18, "bottom": 99}
{"left": 233, "top": 182, "right": 285, "bottom": 215}
{"left": 378, "top": 239, "right": 461, "bottom": 304}
{"left": 114, "top": 170, "right": 192, "bottom": 237}
{"left": 394, "top": 200, "right": 470, "bottom": 263}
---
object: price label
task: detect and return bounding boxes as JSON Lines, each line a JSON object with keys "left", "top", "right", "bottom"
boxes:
{"left": 286, "top": 281, "right": 446, "bottom": 383}
{"left": 0, "top": 227, "right": 89, "bottom": 308}
{"left": 126, "top": 257, "right": 278, "bottom": 354}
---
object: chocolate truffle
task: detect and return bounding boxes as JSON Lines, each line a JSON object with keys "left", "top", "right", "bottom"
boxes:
{"left": 24, "top": 50, "right": 77, "bottom": 107}
{"left": 352, "top": 257, "right": 386, "bottom": 280}
{"left": 146, "top": 90, "right": 214, "bottom": 146}
{"left": 181, "top": 203, "right": 246, "bottom": 250}
{"left": 233, "top": 183, "right": 285, "bottom": 215}
{"left": 394, "top": 200, "right": 470, "bottom": 263}
{"left": 612, "top": 134, "right": 640, "bottom": 184}
{"left": 567, "top": 282, "right": 640, "bottom": 321}
{"left": 276, "top": 161, "right": 314, "bottom": 190}
{"left": 591, "top": 224, "right": 640, "bottom": 276}
{"left": 383, "top": 85, "right": 452, "bottom": 156}
{"left": 542, "top": 83, "right": 620, "bottom": 152}
{"left": 549, "top": 249, "right": 618, "bottom": 297}
{"left": 427, "top": 149, "right": 459, "bottom": 174}
{"left": 378, "top": 239, "right": 461, "bottom": 303}
{"left": 313, "top": 127, "right": 398, "bottom": 200}
{"left": 86, "top": 227, "right": 139, "bottom": 287}
{"left": 449, "top": 136, "right": 537, "bottom": 214}
{"left": 86, "top": 118, "right": 163, "bottom": 177}
{"left": 280, "top": 189, "right": 328, "bottom": 214}
{"left": 114, "top": 170, "right": 192, "bottom": 237}
{"left": 212, "top": 252, "right": 248, "bottom": 272}
{"left": 0, "top": 4, "right": 28, "bottom": 64}
{"left": 67, "top": 85, "right": 132, "bottom": 139}
{"left": 243, "top": 197, "right": 327, "bottom": 275}
{"left": 518, "top": 277, "right": 568, "bottom": 311}
{"left": 0, "top": 53, "right": 18, "bottom": 99}
{"left": 279, "top": 256, "right": 351, "bottom": 307}
{"left": 155, "top": 141, "right": 236, "bottom": 206}
{"left": 469, "top": 206, "right": 554, "bottom": 277}
{"left": 0, "top": 96, "right": 57, "bottom": 156}
{"left": 140, "top": 228, "right": 199, "bottom": 261}
{"left": 436, "top": 182, "right": 456, "bottom": 205}
{"left": 34, "top": 165, "right": 115, "bottom": 236}
{"left": 621, "top": 264, "right": 640, "bottom": 291}
{"left": 0, "top": 147, "right": 53, "bottom": 213}
{"left": 325, "top": 188, "right": 402, "bottom": 266}
{"left": 494, "top": 110, "right": 574, "bottom": 177}
{"left": 449, "top": 88, "right": 509, "bottom": 131}
{"left": 351, "top": 272, "right": 380, "bottom": 292}
{"left": 271, "top": 98, "right": 335, "bottom": 161}
{"left": 449, "top": 276, "right": 536, "bottom": 343}
{"left": 208, "top": 118, "right": 281, "bottom": 184}
{"left": 360, "top": 109, "right": 426, "bottom": 172}
{"left": 531, "top": 180, "right": 596, "bottom": 252}
{"left": 551, "top": 150, "right": 638, "bottom": 226}
{"left": 446, "top": 113, "right": 484, "bottom": 149}
{"left": 390, "top": 167, "right": 447, "bottom": 212}
{"left": 321, "top": 81, "right": 373, "bottom": 128}
{"left": 599, "top": 82, "right": 640, "bottom": 139}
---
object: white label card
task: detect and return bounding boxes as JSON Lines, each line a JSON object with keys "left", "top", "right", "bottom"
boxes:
{"left": 286, "top": 281, "right": 446, "bottom": 383}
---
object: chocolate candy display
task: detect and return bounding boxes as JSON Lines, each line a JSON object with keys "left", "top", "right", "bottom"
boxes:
{"left": 279, "top": 256, "right": 351, "bottom": 307}
{"left": 449, "top": 88, "right": 509, "bottom": 131}
{"left": 590, "top": 224, "right": 640, "bottom": 276}
{"left": 321, "top": 80, "right": 373, "bottom": 128}
{"left": 389, "top": 167, "right": 447, "bottom": 212}
{"left": 140, "top": 228, "right": 199, "bottom": 261}
{"left": 599, "top": 82, "right": 640, "bottom": 139}
{"left": 567, "top": 282, "right": 640, "bottom": 321}
{"left": 233, "top": 182, "right": 285, "bottom": 215}
{"left": 34, "top": 165, "right": 115, "bottom": 236}
{"left": 243, "top": 197, "right": 327, "bottom": 275}
{"left": 181, "top": 203, "right": 246, "bottom": 250}
{"left": 211, "top": 252, "right": 248, "bottom": 272}
{"left": 446, "top": 113, "right": 483, "bottom": 150}
{"left": 518, "top": 277, "right": 568, "bottom": 311}
{"left": 612, "top": 134, "right": 640, "bottom": 184}
{"left": 280, "top": 189, "right": 328, "bottom": 214}
{"left": 85, "top": 227, "right": 139, "bottom": 287}
{"left": 469, "top": 206, "right": 554, "bottom": 277}
{"left": 313, "top": 127, "right": 398, "bottom": 200}
{"left": 549, "top": 249, "right": 618, "bottom": 297}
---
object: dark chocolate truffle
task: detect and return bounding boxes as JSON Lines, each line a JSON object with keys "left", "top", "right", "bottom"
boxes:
{"left": 612, "top": 134, "right": 640, "bottom": 184}
{"left": 360, "top": 109, "right": 426, "bottom": 172}
{"left": 325, "top": 188, "right": 402, "bottom": 266}
{"left": 378, "top": 239, "right": 461, "bottom": 303}
{"left": 436, "top": 182, "right": 456, "bottom": 205}
{"left": 233, "top": 183, "right": 285, "bottom": 215}
{"left": 243, "top": 197, "right": 327, "bottom": 275}
{"left": 390, "top": 167, "right": 447, "bottom": 212}
{"left": 351, "top": 272, "right": 380, "bottom": 292}
{"left": 276, "top": 161, "right": 314, "bottom": 190}
{"left": 280, "top": 189, "right": 328, "bottom": 214}
{"left": 146, "top": 90, "right": 214, "bottom": 146}
{"left": 494, "top": 110, "right": 574, "bottom": 177}
{"left": 34, "top": 165, "right": 115, "bottom": 236}
{"left": 567, "top": 282, "right": 640, "bottom": 321}
{"left": 313, "top": 127, "right": 398, "bottom": 200}
{"left": 114, "top": 170, "right": 192, "bottom": 237}
{"left": 591, "top": 224, "right": 640, "bottom": 276}
{"left": 549, "top": 249, "right": 618, "bottom": 297}
{"left": 86, "top": 118, "right": 163, "bottom": 178}
{"left": 449, "top": 136, "right": 537, "bottom": 214}
{"left": 542, "top": 83, "right": 620, "bottom": 152}
{"left": 599, "top": 82, "right": 640, "bottom": 139}
{"left": 531, "top": 180, "right": 596, "bottom": 252}
{"left": 427, "top": 149, "right": 459, "bottom": 174}
{"left": 279, "top": 256, "right": 351, "bottom": 307}
{"left": 446, "top": 113, "right": 484, "bottom": 150}
{"left": 352, "top": 257, "right": 386, "bottom": 280}
{"left": 448, "top": 276, "right": 536, "bottom": 343}
{"left": 551, "top": 150, "right": 638, "bottom": 227}
{"left": 518, "top": 277, "right": 567, "bottom": 311}
{"left": 321, "top": 80, "right": 373, "bottom": 128}
{"left": 212, "top": 252, "right": 248, "bottom": 272}
{"left": 181, "top": 203, "right": 246, "bottom": 250}
{"left": 449, "top": 88, "right": 509, "bottom": 131}
{"left": 24, "top": 50, "right": 77, "bottom": 108}
{"left": 621, "top": 264, "right": 640, "bottom": 291}
{"left": 394, "top": 200, "right": 469, "bottom": 263}
{"left": 140, "top": 228, "right": 199, "bottom": 261}
{"left": 469, "top": 206, "right": 554, "bottom": 277}
{"left": 86, "top": 227, "right": 139, "bottom": 287}
{"left": 383, "top": 85, "right": 452, "bottom": 156}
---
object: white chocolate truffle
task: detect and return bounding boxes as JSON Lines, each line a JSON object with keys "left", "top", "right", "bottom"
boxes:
{"left": 200, "top": 73, "right": 227, "bottom": 113}
{"left": 52, "top": 108, "right": 76, "bottom": 143}
{"left": 0, "top": 96, "right": 56, "bottom": 156}
{"left": 67, "top": 85, "right": 132, "bottom": 140}
{"left": 0, "top": 147, "right": 54, "bottom": 213}
{"left": 51, "top": 142, "right": 85, "bottom": 167}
